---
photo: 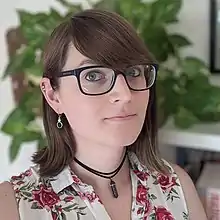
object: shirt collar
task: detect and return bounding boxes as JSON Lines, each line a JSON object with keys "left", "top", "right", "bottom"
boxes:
{"left": 50, "top": 166, "right": 75, "bottom": 194}
{"left": 50, "top": 151, "right": 148, "bottom": 194}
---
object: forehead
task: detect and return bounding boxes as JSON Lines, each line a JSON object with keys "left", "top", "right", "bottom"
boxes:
{"left": 62, "top": 43, "right": 95, "bottom": 71}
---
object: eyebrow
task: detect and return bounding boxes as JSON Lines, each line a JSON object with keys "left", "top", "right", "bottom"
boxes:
{"left": 78, "top": 59, "right": 98, "bottom": 67}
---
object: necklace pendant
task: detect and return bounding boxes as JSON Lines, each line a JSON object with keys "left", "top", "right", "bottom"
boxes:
{"left": 110, "top": 179, "right": 118, "bottom": 198}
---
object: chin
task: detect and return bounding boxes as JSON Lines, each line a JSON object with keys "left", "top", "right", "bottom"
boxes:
{"left": 100, "top": 118, "right": 144, "bottom": 147}
{"left": 105, "top": 129, "right": 141, "bottom": 147}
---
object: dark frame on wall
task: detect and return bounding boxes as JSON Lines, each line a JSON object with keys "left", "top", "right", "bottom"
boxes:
{"left": 210, "top": 0, "right": 220, "bottom": 73}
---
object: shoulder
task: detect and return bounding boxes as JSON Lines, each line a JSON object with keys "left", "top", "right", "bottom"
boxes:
{"left": 171, "top": 163, "right": 208, "bottom": 220}
{"left": 10, "top": 167, "right": 38, "bottom": 199}
{"left": 10, "top": 167, "right": 36, "bottom": 184}
{"left": 0, "top": 181, "right": 20, "bottom": 219}
{"left": 8, "top": 166, "right": 46, "bottom": 213}
{"left": 7, "top": 166, "right": 58, "bottom": 218}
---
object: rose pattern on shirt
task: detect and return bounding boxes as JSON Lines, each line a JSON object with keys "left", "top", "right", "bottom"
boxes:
{"left": 32, "top": 184, "right": 61, "bottom": 210}
{"left": 151, "top": 172, "right": 181, "bottom": 202}
{"left": 11, "top": 171, "right": 87, "bottom": 220}
{"left": 154, "top": 206, "right": 174, "bottom": 220}
{"left": 10, "top": 153, "right": 189, "bottom": 220}
{"left": 132, "top": 167, "right": 188, "bottom": 220}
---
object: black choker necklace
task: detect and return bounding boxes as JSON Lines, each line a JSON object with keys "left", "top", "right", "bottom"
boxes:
{"left": 74, "top": 151, "right": 127, "bottom": 198}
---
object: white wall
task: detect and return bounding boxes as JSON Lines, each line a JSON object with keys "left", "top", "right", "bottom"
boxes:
{"left": 0, "top": 0, "right": 218, "bottom": 181}
{"left": 0, "top": 0, "right": 90, "bottom": 182}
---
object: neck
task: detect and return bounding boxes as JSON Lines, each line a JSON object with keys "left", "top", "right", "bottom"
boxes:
{"left": 70, "top": 144, "right": 130, "bottom": 189}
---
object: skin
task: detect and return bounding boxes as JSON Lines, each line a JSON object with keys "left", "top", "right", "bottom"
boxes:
{"left": 0, "top": 44, "right": 207, "bottom": 220}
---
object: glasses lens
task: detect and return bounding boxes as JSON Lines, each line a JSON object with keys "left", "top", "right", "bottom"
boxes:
{"left": 80, "top": 67, "right": 114, "bottom": 95}
{"left": 124, "top": 64, "right": 156, "bottom": 90}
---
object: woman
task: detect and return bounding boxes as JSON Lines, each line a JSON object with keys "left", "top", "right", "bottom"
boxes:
{"left": 0, "top": 9, "right": 207, "bottom": 220}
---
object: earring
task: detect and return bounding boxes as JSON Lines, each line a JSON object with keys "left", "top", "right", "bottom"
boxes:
{"left": 41, "top": 84, "right": 46, "bottom": 91}
{"left": 57, "top": 114, "right": 63, "bottom": 129}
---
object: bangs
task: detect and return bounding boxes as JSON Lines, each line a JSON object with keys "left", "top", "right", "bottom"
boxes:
{"left": 43, "top": 9, "right": 156, "bottom": 78}
{"left": 70, "top": 10, "right": 155, "bottom": 68}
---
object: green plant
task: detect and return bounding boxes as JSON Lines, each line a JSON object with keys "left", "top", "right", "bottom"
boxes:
{"left": 2, "top": 0, "right": 220, "bottom": 161}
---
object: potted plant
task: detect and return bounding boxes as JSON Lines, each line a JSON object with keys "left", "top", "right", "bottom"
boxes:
{"left": 2, "top": 0, "right": 220, "bottom": 162}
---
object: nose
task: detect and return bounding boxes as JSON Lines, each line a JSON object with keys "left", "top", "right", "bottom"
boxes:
{"left": 109, "top": 74, "right": 132, "bottom": 103}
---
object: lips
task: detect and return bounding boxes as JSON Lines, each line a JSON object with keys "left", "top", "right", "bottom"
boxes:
{"left": 104, "top": 114, "right": 136, "bottom": 121}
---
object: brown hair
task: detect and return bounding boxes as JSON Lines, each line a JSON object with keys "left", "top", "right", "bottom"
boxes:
{"left": 32, "top": 9, "right": 168, "bottom": 177}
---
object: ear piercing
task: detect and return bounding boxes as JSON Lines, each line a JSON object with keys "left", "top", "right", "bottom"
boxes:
{"left": 57, "top": 114, "right": 63, "bottom": 129}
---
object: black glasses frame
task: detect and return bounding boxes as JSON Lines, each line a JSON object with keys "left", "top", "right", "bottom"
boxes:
{"left": 57, "top": 64, "right": 159, "bottom": 96}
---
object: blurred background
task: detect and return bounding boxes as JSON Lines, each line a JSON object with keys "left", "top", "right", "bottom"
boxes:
{"left": 1, "top": 0, "right": 220, "bottom": 217}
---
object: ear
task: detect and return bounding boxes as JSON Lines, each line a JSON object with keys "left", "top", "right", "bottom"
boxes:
{"left": 40, "top": 78, "right": 63, "bottom": 114}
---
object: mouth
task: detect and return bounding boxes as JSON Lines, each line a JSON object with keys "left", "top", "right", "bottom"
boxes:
{"left": 104, "top": 114, "right": 137, "bottom": 121}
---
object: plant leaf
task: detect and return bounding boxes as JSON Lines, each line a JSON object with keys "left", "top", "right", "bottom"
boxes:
{"left": 142, "top": 25, "right": 174, "bottom": 62}
{"left": 89, "top": 0, "right": 115, "bottom": 10}
{"left": 174, "top": 107, "right": 199, "bottom": 129}
{"left": 19, "top": 86, "right": 42, "bottom": 111}
{"left": 25, "top": 62, "right": 43, "bottom": 77}
{"left": 9, "top": 137, "right": 22, "bottom": 162}
{"left": 181, "top": 56, "right": 208, "bottom": 77}
{"left": 37, "top": 137, "right": 47, "bottom": 150}
{"left": 9, "top": 131, "right": 41, "bottom": 162}
{"left": 169, "top": 34, "right": 191, "bottom": 48}
{"left": 17, "top": 10, "right": 52, "bottom": 46}
{"left": 150, "top": 0, "right": 182, "bottom": 24}
{"left": 196, "top": 86, "right": 220, "bottom": 121}
{"left": 1, "top": 86, "right": 41, "bottom": 135}
{"left": 1, "top": 107, "right": 35, "bottom": 136}
{"left": 49, "top": 8, "right": 63, "bottom": 21}
{"left": 57, "top": 0, "right": 83, "bottom": 12}
{"left": 3, "top": 46, "right": 35, "bottom": 78}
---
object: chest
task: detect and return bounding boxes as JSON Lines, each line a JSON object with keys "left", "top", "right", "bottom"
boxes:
{"left": 97, "top": 188, "right": 132, "bottom": 220}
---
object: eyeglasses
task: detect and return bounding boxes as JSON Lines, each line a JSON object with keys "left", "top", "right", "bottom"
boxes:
{"left": 57, "top": 64, "right": 158, "bottom": 96}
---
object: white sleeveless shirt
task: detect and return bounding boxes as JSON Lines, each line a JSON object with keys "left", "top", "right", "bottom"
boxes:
{"left": 10, "top": 152, "right": 189, "bottom": 220}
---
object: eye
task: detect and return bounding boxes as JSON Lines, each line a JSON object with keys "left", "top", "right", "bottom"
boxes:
{"left": 85, "top": 71, "right": 105, "bottom": 82}
{"left": 126, "top": 66, "right": 141, "bottom": 77}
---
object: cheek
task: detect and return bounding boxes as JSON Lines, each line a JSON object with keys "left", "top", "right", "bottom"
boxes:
{"left": 133, "top": 91, "right": 149, "bottom": 130}
{"left": 135, "top": 90, "right": 149, "bottom": 114}
{"left": 59, "top": 82, "right": 104, "bottom": 131}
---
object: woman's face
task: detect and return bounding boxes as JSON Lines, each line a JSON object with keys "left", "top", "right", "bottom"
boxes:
{"left": 41, "top": 44, "right": 149, "bottom": 148}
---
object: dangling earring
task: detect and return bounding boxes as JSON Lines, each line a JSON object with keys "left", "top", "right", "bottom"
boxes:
{"left": 57, "top": 114, "right": 63, "bottom": 129}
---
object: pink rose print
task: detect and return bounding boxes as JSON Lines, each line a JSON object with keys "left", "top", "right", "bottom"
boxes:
{"left": 144, "top": 199, "right": 152, "bottom": 217}
{"left": 137, "top": 197, "right": 152, "bottom": 219}
{"left": 157, "top": 174, "right": 177, "bottom": 191}
{"left": 72, "top": 175, "right": 81, "bottom": 184}
{"left": 78, "top": 191, "right": 102, "bottom": 204}
{"left": 133, "top": 170, "right": 149, "bottom": 181}
{"left": 155, "top": 206, "right": 174, "bottom": 220}
{"left": 32, "top": 185, "right": 60, "bottom": 209}
{"left": 136, "top": 185, "right": 148, "bottom": 205}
